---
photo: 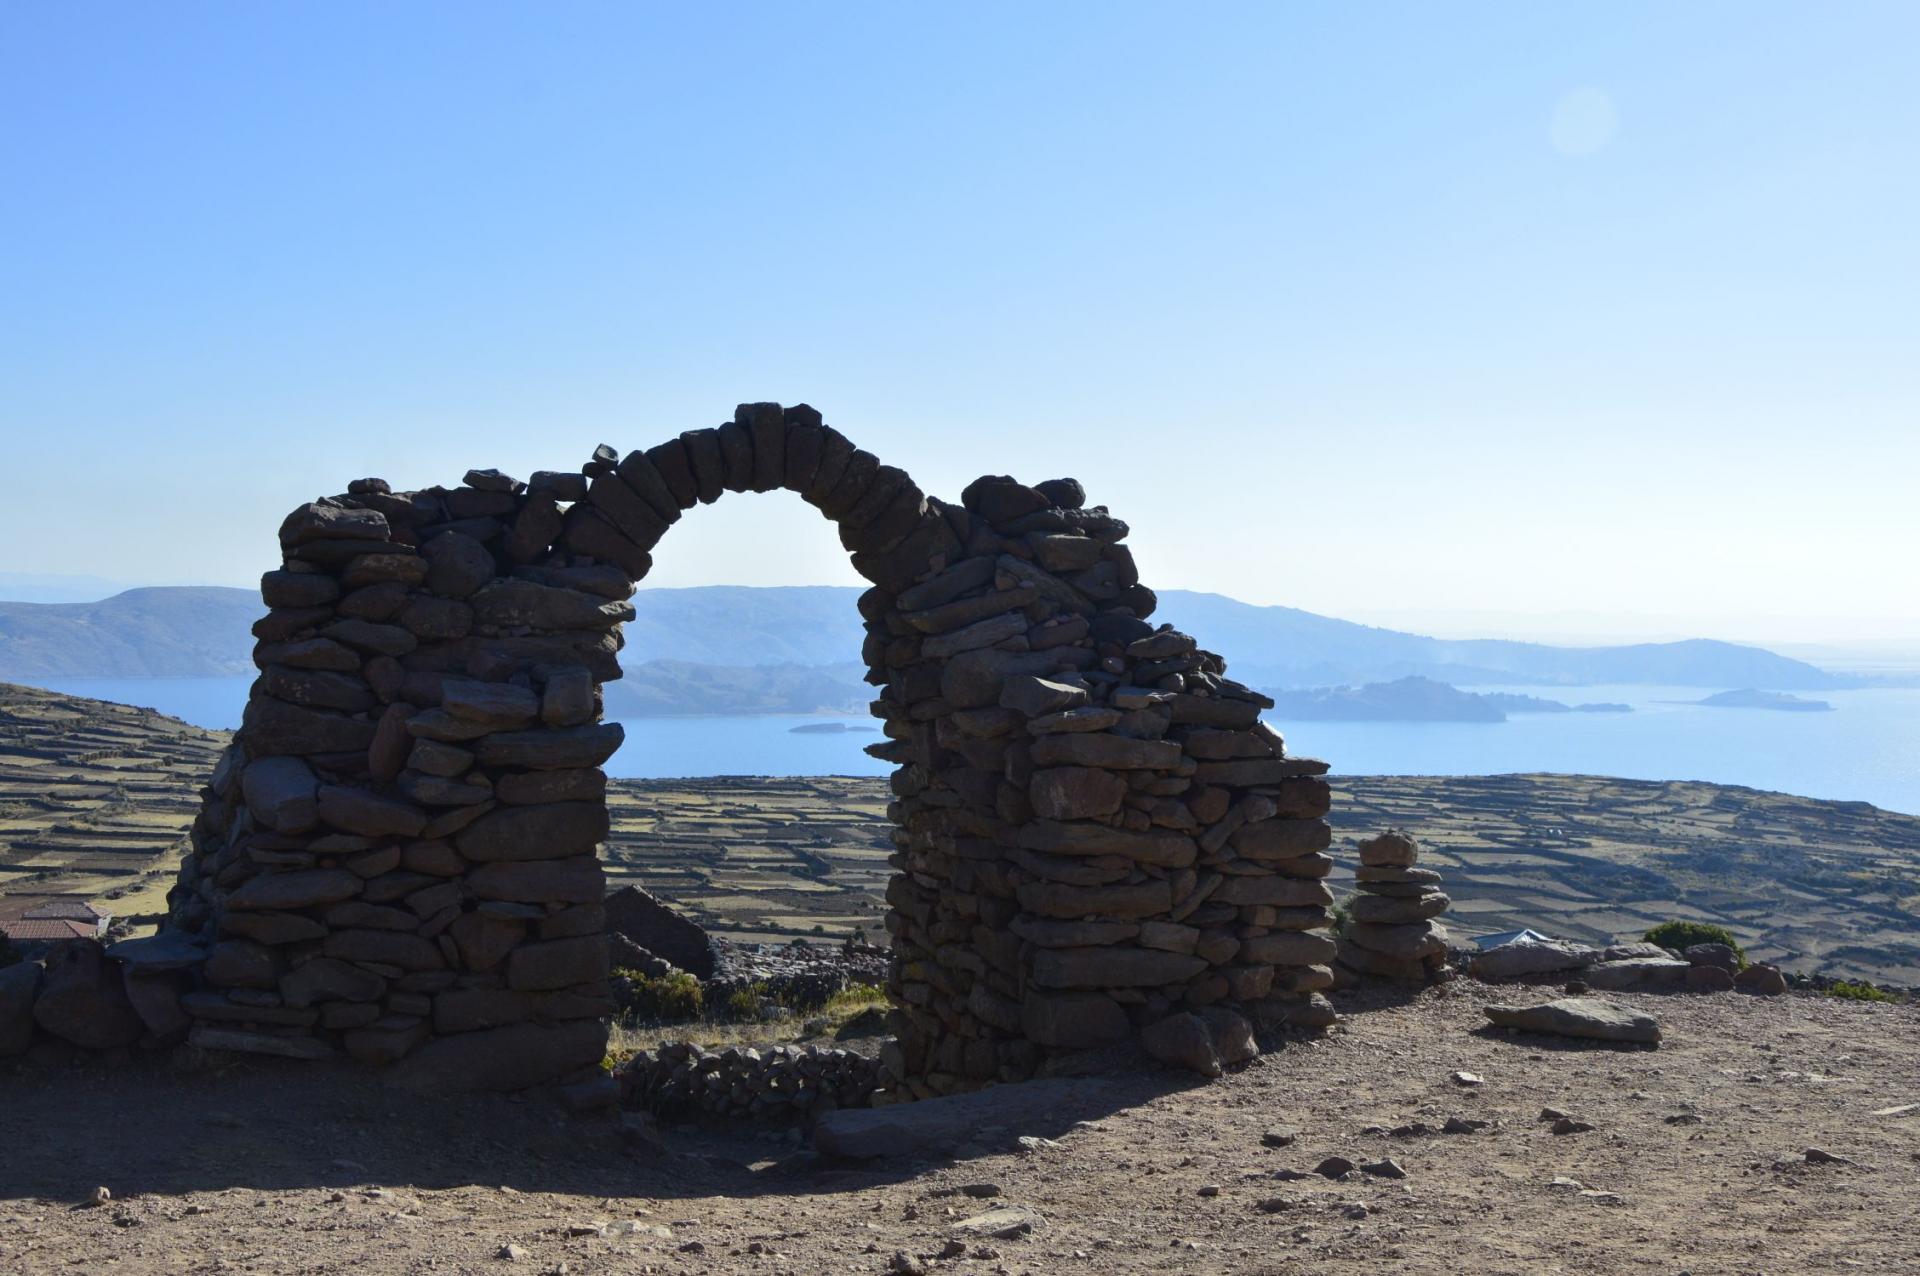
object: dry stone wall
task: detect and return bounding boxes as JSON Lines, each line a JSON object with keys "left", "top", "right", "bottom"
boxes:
{"left": 156, "top": 402, "right": 1337, "bottom": 1094}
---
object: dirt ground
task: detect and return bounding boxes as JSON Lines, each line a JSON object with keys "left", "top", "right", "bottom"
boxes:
{"left": 3, "top": 982, "right": 1917, "bottom": 1276}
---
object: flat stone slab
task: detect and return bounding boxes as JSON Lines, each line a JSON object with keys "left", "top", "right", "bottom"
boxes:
{"left": 814, "top": 1078, "right": 1105, "bottom": 1159}
{"left": 106, "top": 934, "right": 208, "bottom": 971}
{"left": 1484, "top": 997, "right": 1661, "bottom": 1045}
{"left": 1583, "top": 957, "right": 1691, "bottom": 991}
{"left": 188, "top": 1024, "right": 338, "bottom": 1060}
{"left": 1470, "top": 938, "right": 1599, "bottom": 980}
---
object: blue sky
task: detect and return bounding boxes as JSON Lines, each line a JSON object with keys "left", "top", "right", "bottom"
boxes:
{"left": 2, "top": 3, "right": 1915, "bottom": 644}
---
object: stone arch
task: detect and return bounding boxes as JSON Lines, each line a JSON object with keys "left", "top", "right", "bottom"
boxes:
{"left": 167, "top": 403, "right": 1337, "bottom": 1094}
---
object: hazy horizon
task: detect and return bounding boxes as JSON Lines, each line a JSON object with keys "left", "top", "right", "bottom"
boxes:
{"left": 4, "top": 569, "right": 1920, "bottom": 665}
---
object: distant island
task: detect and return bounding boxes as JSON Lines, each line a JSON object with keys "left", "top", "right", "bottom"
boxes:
{"left": 1695, "top": 688, "right": 1835, "bottom": 712}
{"left": 788, "top": 721, "right": 878, "bottom": 735}
{"left": 1267, "top": 676, "right": 1634, "bottom": 723}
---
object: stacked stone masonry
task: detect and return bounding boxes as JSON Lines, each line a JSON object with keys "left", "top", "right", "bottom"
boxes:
{"left": 155, "top": 402, "right": 1339, "bottom": 1095}
{"left": 1336, "top": 831, "right": 1452, "bottom": 982}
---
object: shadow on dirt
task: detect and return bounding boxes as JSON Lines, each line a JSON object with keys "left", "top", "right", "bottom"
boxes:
{"left": 0, "top": 1049, "right": 1199, "bottom": 1205}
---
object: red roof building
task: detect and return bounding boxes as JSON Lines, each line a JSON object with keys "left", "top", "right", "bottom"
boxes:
{"left": 0, "top": 895, "right": 109, "bottom": 944}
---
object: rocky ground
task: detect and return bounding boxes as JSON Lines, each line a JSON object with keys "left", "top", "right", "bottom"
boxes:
{"left": 3, "top": 982, "right": 1915, "bottom": 1276}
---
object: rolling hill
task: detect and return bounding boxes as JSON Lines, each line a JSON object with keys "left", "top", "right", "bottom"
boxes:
{"left": 0, "top": 583, "right": 1845, "bottom": 692}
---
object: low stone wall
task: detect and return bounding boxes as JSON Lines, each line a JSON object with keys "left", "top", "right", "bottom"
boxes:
{"left": 619, "top": 1040, "right": 882, "bottom": 1120}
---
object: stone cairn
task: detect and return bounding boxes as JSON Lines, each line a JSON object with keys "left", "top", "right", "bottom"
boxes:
{"left": 1336, "top": 831, "right": 1451, "bottom": 982}
{"left": 151, "top": 402, "right": 1336, "bottom": 1096}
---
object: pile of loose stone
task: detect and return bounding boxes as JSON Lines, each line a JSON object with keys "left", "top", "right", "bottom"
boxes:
{"left": 619, "top": 1040, "right": 882, "bottom": 1119}
{"left": 704, "top": 939, "right": 893, "bottom": 1011}
{"left": 1336, "top": 831, "right": 1451, "bottom": 982}
{"left": 132, "top": 400, "right": 1342, "bottom": 1095}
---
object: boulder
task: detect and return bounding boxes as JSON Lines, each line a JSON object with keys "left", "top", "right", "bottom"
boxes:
{"left": 455, "top": 802, "right": 610, "bottom": 862}
{"left": 1357, "top": 830, "right": 1418, "bottom": 867}
{"left": 241, "top": 756, "right": 321, "bottom": 832}
{"left": 32, "top": 940, "right": 144, "bottom": 1049}
{"left": 1195, "top": 1007, "right": 1259, "bottom": 1065}
{"left": 421, "top": 531, "right": 497, "bottom": 598}
{"left": 203, "top": 940, "right": 280, "bottom": 990}
{"left": 1344, "top": 920, "right": 1447, "bottom": 960}
{"left": 448, "top": 913, "right": 526, "bottom": 971}
{"left": 323, "top": 929, "right": 444, "bottom": 972}
{"left": 540, "top": 667, "right": 595, "bottom": 727}
{"left": 242, "top": 696, "right": 377, "bottom": 757}
{"left": 1238, "top": 931, "right": 1338, "bottom": 967}
{"left": 280, "top": 957, "right": 387, "bottom": 1008}
{"left": 344, "top": 1019, "right": 432, "bottom": 1064}
{"left": 432, "top": 989, "right": 534, "bottom": 1034}
{"left": 1583, "top": 958, "right": 1691, "bottom": 992}
{"left": 105, "top": 933, "right": 207, "bottom": 972}
{"left": 1019, "top": 989, "right": 1130, "bottom": 1048}
{"left": 1599, "top": 941, "right": 1673, "bottom": 962}
{"left": 1483, "top": 997, "right": 1661, "bottom": 1045}
{"left": 604, "top": 885, "right": 716, "bottom": 978}
{"left": 468, "top": 856, "right": 605, "bottom": 905}
{"left": 1350, "top": 892, "right": 1451, "bottom": 924}
{"left": 999, "top": 676, "right": 1089, "bottom": 717}
{"left": 1469, "top": 938, "right": 1600, "bottom": 981}
{"left": 386, "top": 1020, "right": 608, "bottom": 1092}
{"left": 506, "top": 935, "right": 609, "bottom": 991}
{"left": 1211, "top": 876, "right": 1333, "bottom": 908}
{"left": 473, "top": 724, "right": 625, "bottom": 770}
{"left": 220, "top": 911, "right": 329, "bottom": 944}
{"left": 317, "top": 785, "right": 429, "bottom": 838}
{"left": 122, "top": 969, "right": 191, "bottom": 1045}
{"left": 1028, "top": 767, "right": 1127, "bottom": 820}
{"left": 440, "top": 678, "right": 541, "bottom": 728}
{"left": 1735, "top": 963, "right": 1789, "bottom": 996}
{"left": 469, "top": 579, "right": 632, "bottom": 631}
{"left": 1141, "top": 1012, "right": 1221, "bottom": 1078}
{"left": 1686, "top": 964, "right": 1736, "bottom": 992}
{"left": 1682, "top": 943, "right": 1741, "bottom": 973}
{"left": 227, "top": 868, "right": 363, "bottom": 911}
{"left": 279, "top": 503, "right": 388, "bottom": 547}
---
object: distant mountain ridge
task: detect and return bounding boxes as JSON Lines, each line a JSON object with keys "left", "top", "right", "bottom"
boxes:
{"left": 0, "top": 583, "right": 1846, "bottom": 691}
{"left": 0, "top": 587, "right": 260, "bottom": 678}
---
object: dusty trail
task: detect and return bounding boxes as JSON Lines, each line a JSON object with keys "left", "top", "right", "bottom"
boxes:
{"left": 4, "top": 983, "right": 1917, "bottom": 1275}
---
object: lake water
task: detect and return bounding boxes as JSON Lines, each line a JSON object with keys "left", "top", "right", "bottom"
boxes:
{"left": 27, "top": 676, "right": 1920, "bottom": 816}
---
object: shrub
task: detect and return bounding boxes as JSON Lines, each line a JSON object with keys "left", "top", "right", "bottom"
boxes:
{"left": 723, "top": 983, "right": 768, "bottom": 1022}
{"left": 615, "top": 969, "right": 704, "bottom": 1023}
{"left": 1826, "top": 979, "right": 1899, "bottom": 1004}
{"left": 1642, "top": 921, "right": 1746, "bottom": 968}
{"left": 823, "top": 982, "right": 887, "bottom": 1015}
{"left": 1329, "top": 893, "right": 1356, "bottom": 938}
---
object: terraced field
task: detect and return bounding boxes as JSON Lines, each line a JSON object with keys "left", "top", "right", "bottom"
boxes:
{"left": 605, "top": 775, "right": 894, "bottom": 943}
{"left": 0, "top": 683, "right": 223, "bottom": 923}
{"left": 1327, "top": 774, "right": 1920, "bottom": 983}
{"left": 4, "top": 682, "right": 1918, "bottom": 983}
